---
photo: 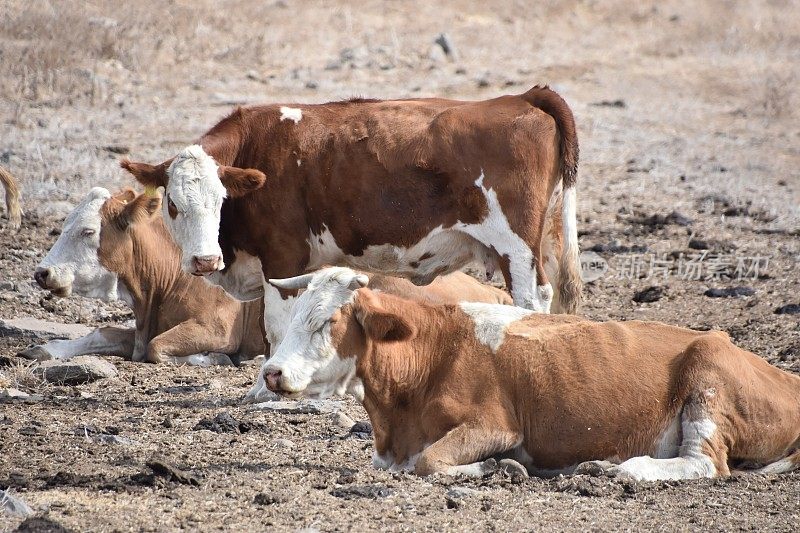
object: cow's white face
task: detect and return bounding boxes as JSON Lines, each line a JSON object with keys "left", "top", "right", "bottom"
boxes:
{"left": 163, "top": 145, "right": 227, "bottom": 275}
{"left": 35, "top": 187, "right": 119, "bottom": 301}
{"left": 262, "top": 267, "right": 369, "bottom": 399}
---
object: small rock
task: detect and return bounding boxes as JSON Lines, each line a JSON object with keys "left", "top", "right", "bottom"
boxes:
{"left": 590, "top": 99, "right": 626, "bottom": 108}
{"left": 336, "top": 467, "right": 357, "bottom": 484}
{"left": 161, "top": 416, "right": 174, "bottom": 428}
{"left": 1, "top": 318, "right": 92, "bottom": 341}
{"left": 633, "top": 286, "right": 665, "bottom": 303}
{"left": 102, "top": 145, "right": 130, "bottom": 154}
{"left": 775, "top": 304, "right": 800, "bottom": 315}
{"left": 330, "top": 484, "right": 393, "bottom": 500}
{"left": 274, "top": 438, "right": 295, "bottom": 449}
{"left": 704, "top": 287, "right": 755, "bottom": 298}
{"left": 253, "top": 491, "right": 288, "bottom": 505}
{"left": 34, "top": 356, "right": 118, "bottom": 385}
{"left": 144, "top": 458, "right": 201, "bottom": 486}
{"left": 93, "top": 434, "right": 134, "bottom": 445}
{"left": 349, "top": 420, "right": 373, "bottom": 439}
{"left": 330, "top": 411, "right": 355, "bottom": 430}
{"left": 0, "top": 280, "right": 14, "bottom": 291}
{"left": 433, "top": 33, "right": 458, "bottom": 60}
{"left": 447, "top": 486, "right": 479, "bottom": 499}
{"left": 248, "top": 399, "right": 342, "bottom": 415}
{"left": 0, "top": 388, "right": 29, "bottom": 401}
{"left": 193, "top": 412, "right": 251, "bottom": 434}
{"left": 574, "top": 460, "right": 616, "bottom": 477}
{"left": 0, "top": 488, "right": 33, "bottom": 517}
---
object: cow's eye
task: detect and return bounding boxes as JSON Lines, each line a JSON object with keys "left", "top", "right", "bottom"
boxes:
{"left": 167, "top": 197, "right": 178, "bottom": 219}
{"left": 81, "top": 228, "right": 96, "bottom": 237}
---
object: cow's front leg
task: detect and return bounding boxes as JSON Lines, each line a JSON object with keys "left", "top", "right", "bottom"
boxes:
{"left": 145, "top": 320, "right": 221, "bottom": 364}
{"left": 414, "top": 423, "right": 522, "bottom": 477}
{"left": 18, "top": 327, "right": 135, "bottom": 361}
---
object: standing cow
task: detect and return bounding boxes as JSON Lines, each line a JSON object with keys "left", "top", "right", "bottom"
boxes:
{"left": 121, "top": 85, "right": 582, "bottom": 396}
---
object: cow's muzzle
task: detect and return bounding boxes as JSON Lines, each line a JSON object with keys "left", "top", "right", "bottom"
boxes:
{"left": 191, "top": 255, "right": 223, "bottom": 275}
{"left": 34, "top": 268, "right": 70, "bottom": 297}
{"left": 264, "top": 369, "right": 283, "bottom": 392}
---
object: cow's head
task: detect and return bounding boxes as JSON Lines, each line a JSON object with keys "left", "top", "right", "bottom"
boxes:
{"left": 35, "top": 188, "right": 135, "bottom": 301}
{"left": 262, "top": 267, "right": 418, "bottom": 400}
{"left": 121, "top": 145, "right": 266, "bottom": 276}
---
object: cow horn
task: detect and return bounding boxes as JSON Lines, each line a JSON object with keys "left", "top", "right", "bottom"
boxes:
{"left": 268, "top": 273, "right": 316, "bottom": 290}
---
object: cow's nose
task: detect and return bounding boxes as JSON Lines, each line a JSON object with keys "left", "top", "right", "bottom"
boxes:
{"left": 34, "top": 268, "right": 50, "bottom": 288}
{"left": 265, "top": 370, "right": 282, "bottom": 392}
{"left": 192, "top": 255, "right": 221, "bottom": 274}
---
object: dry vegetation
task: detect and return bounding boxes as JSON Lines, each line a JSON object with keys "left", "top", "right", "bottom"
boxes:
{"left": 1, "top": 1, "right": 799, "bottom": 531}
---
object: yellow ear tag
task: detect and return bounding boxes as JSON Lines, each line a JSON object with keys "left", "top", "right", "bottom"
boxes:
{"left": 144, "top": 185, "right": 159, "bottom": 197}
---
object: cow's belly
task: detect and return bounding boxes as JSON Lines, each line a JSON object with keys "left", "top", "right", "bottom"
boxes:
{"left": 307, "top": 225, "right": 495, "bottom": 284}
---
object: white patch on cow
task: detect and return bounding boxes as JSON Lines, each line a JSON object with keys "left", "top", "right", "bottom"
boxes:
{"left": 206, "top": 249, "right": 265, "bottom": 300}
{"left": 445, "top": 461, "right": 496, "bottom": 477}
{"left": 456, "top": 172, "right": 551, "bottom": 312}
{"left": 307, "top": 225, "right": 482, "bottom": 286}
{"left": 244, "top": 281, "right": 296, "bottom": 402}
{"left": 372, "top": 450, "right": 394, "bottom": 470}
{"left": 257, "top": 267, "right": 366, "bottom": 400}
{"left": 614, "top": 418, "right": 718, "bottom": 481}
{"left": 654, "top": 414, "right": 681, "bottom": 459}
{"left": 279, "top": 106, "right": 303, "bottom": 124}
{"left": 164, "top": 145, "right": 227, "bottom": 273}
{"left": 37, "top": 187, "right": 119, "bottom": 301}
{"left": 164, "top": 353, "right": 234, "bottom": 367}
{"left": 459, "top": 302, "right": 533, "bottom": 353}
{"left": 296, "top": 159, "right": 302, "bottom": 167}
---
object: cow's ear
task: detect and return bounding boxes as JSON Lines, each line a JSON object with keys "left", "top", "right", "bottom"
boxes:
{"left": 354, "top": 289, "right": 416, "bottom": 343}
{"left": 120, "top": 159, "right": 170, "bottom": 188}
{"left": 121, "top": 192, "right": 161, "bottom": 226}
{"left": 218, "top": 166, "right": 267, "bottom": 198}
{"left": 112, "top": 188, "right": 137, "bottom": 205}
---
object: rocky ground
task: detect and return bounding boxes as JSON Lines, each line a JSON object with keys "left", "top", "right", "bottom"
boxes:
{"left": 1, "top": 1, "right": 799, "bottom": 531}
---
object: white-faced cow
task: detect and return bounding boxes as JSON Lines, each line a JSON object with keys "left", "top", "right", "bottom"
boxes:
{"left": 245, "top": 266, "right": 511, "bottom": 400}
{"left": 262, "top": 267, "right": 800, "bottom": 481}
{"left": 25, "top": 188, "right": 266, "bottom": 366}
{"left": 120, "top": 85, "right": 582, "bottom": 360}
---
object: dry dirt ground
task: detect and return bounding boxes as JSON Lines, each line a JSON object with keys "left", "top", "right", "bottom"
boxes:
{"left": 1, "top": 1, "right": 799, "bottom": 531}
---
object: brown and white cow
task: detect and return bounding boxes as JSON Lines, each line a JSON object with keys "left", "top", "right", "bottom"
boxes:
{"left": 24, "top": 188, "right": 266, "bottom": 365}
{"left": 261, "top": 267, "right": 800, "bottom": 481}
{"left": 246, "top": 267, "right": 511, "bottom": 399}
{"left": 1, "top": 164, "right": 22, "bottom": 230}
{"left": 120, "top": 85, "right": 582, "bottom": 355}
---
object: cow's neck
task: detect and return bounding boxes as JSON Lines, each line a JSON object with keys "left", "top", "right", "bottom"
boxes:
{"left": 357, "top": 308, "right": 461, "bottom": 460}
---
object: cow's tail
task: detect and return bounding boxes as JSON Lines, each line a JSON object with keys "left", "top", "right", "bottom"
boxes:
{"left": 0, "top": 165, "right": 22, "bottom": 230}
{"left": 523, "top": 85, "right": 581, "bottom": 313}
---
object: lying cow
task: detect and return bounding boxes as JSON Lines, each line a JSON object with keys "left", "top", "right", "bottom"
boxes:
{"left": 120, "top": 85, "right": 582, "bottom": 358}
{"left": 246, "top": 267, "right": 511, "bottom": 399}
{"left": 261, "top": 267, "right": 800, "bottom": 481}
{"left": 23, "top": 188, "right": 266, "bottom": 365}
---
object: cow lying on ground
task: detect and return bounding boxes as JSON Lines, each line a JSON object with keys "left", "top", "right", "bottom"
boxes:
{"left": 261, "top": 267, "right": 800, "bottom": 481}
{"left": 1, "top": 164, "right": 22, "bottom": 230}
{"left": 246, "top": 267, "right": 511, "bottom": 400}
{"left": 22, "top": 188, "right": 266, "bottom": 365}
{"left": 120, "top": 85, "right": 582, "bottom": 352}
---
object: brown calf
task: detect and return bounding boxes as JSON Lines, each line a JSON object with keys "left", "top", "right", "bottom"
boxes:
{"left": 26, "top": 188, "right": 265, "bottom": 365}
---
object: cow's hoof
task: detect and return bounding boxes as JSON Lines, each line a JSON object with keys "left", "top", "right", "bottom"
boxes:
{"left": 574, "top": 460, "right": 617, "bottom": 477}
{"left": 498, "top": 458, "right": 529, "bottom": 478}
{"left": 17, "top": 346, "right": 52, "bottom": 361}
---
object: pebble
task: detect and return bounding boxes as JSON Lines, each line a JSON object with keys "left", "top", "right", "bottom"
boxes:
{"left": 330, "top": 411, "right": 355, "bottom": 429}
{"left": 34, "top": 355, "right": 118, "bottom": 385}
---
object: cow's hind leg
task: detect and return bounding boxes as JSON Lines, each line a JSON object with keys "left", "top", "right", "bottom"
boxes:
{"left": 610, "top": 389, "right": 729, "bottom": 482}
{"left": 414, "top": 422, "right": 522, "bottom": 477}
{"left": 458, "top": 172, "right": 552, "bottom": 312}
